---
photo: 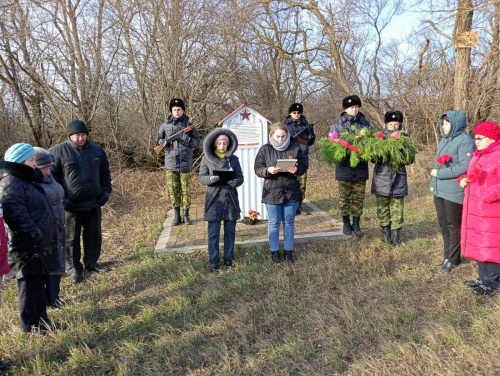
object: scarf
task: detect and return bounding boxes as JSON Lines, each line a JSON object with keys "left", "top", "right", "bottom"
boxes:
{"left": 268, "top": 132, "right": 290, "bottom": 152}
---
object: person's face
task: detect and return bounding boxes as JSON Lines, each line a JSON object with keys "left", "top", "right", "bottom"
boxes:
{"left": 70, "top": 133, "right": 87, "bottom": 148}
{"left": 474, "top": 135, "right": 495, "bottom": 150}
{"left": 23, "top": 155, "right": 37, "bottom": 169}
{"left": 272, "top": 129, "right": 287, "bottom": 143}
{"left": 345, "top": 105, "right": 359, "bottom": 116}
{"left": 171, "top": 106, "right": 184, "bottom": 119}
{"left": 290, "top": 111, "right": 301, "bottom": 120}
{"left": 216, "top": 139, "right": 228, "bottom": 153}
{"left": 386, "top": 122, "right": 400, "bottom": 131}
{"left": 40, "top": 166, "right": 51, "bottom": 177}
{"left": 442, "top": 120, "right": 451, "bottom": 135}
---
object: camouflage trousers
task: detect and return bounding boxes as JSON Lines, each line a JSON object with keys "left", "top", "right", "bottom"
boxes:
{"left": 338, "top": 180, "right": 366, "bottom": 217}
{"left": 376, "top": 195, "right": 404, "bottom": 229}
{"left": 298, "top": 169, "right": 308, "bottom": 199}
{"left": 166, "top": 171, "right": 192, "bottom": 209}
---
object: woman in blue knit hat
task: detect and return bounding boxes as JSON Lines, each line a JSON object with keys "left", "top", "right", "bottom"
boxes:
{"left": 0, "top": 143, "right": 58, "bottom": 332}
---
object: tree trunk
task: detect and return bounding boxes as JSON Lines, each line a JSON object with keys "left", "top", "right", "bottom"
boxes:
{"left": 453, "top": 0, "right": 474, "bottom": 111}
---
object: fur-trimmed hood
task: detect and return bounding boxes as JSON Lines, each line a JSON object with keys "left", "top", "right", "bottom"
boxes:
{"left": 203, "top": 128, "right": 239, "bottom": 168}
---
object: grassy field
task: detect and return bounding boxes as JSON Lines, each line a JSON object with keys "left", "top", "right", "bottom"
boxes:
{"left": 1, "top": 151, "right": 499, "bottom": 376}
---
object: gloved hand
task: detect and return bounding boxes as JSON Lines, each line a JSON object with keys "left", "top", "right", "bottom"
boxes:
{"left": 209, "top": 175, "right": 220, "bottom": 183}
{"left": 63, "top": 198, "right": 76, "bottom": 212}
{"left": 181, "top": 134, "right": 191, "bottom": 142}
{"left": 227, "top": 180, "right": 237, "bottom": 188}
{"left": 98, "top": 192, "right": 110, "bottom": 206}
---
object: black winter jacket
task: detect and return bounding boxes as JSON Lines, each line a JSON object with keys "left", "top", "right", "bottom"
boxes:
{"left": 155, "top": 114, "right": 201, "bottom": 172}
{"left": 254, "top": 143, "right": 307, "bottom": 204}
{"left": 199, "top": 128, "right": 244, "bottom": 222}
{"left": 283, "top": 115, "right": 316, "bottom": 157}
{"left": 50, "top": 139, "right": 112, "bottom": 212}
{"left": 0, "top": 161, "right": 57, "bottom": 278}
{"left": 329, "top": 111, "right": 371, "bottom": 181}
{"left": 371, "top": 130, "right": 409, "bottom": 198}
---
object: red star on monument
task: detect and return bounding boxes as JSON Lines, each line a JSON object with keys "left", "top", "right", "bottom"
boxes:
{"left": 240, "top": 110, "right": 251, "bottom": 121}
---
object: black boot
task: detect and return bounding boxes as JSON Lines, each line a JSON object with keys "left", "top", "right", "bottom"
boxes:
{"left": 172, "top": 207, "right": 181, "bottom": 226}
{"left": 437, "top": 258, "right": 449, "bottom": 268}
{"left": 342, "top": 215, "right": 352, "bottom": 235}
{"left": 381, "top": 226, "right": 391, "bottom": 243}
{"left": 352, "top": 216, "right": 362, "bottom": 236}
{"left": 299, "top": 201, "right": 309, "bottom": 215}
{"left": 285, "top": 251, "right": 294, "bottom": 265}
{"left": 391, "top": 228, "right": 401, "bottom": 247}
{"left": 183, "top": 209, "right": 192, "bottom": 225}
{"left": 271, "top": 251, "right": 280, "bottom": 263}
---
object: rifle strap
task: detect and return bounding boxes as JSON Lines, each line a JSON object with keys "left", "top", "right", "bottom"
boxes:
{"left": 297, "top": 138, "right": 308, "bottom": 145}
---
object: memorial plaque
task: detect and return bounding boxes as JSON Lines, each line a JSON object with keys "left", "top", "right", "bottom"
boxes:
{"left": 228, "top": 122, "right": 262, "bottom": 149}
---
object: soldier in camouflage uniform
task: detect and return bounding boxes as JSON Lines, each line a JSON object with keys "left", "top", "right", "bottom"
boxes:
{"left": 283, "top": 103, "right": 316, "bottom": 215}
{"left": 156, "top": 98, "right": 201, "bottom": 225}
{"left": 371, "top": 111, "right": 409, "bottom": 246}
{"left": 330, "top": 95, "right": 371, "bottom": 235}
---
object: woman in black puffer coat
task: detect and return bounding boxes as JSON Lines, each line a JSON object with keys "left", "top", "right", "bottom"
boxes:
{"left": 199, "top": 128, "right": 244, "bottom": 273}
{"left": 0, "top": 143, "right": 57, "bottom": 332}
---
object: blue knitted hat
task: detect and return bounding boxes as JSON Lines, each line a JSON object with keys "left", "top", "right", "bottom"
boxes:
{"left": 4, "top": 143, "right": 36, "bottom": 163}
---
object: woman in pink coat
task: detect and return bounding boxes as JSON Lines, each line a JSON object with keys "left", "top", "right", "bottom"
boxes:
{"left": 458, "top": 121, "right": 500, "bottom": 295}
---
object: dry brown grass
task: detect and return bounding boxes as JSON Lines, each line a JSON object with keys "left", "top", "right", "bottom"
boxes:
{"left": 1, "top": 157, "right": 499, "bottom": 376}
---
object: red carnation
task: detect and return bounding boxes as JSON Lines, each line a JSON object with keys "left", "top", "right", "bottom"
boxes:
{"left": 437, "top": 154, "right": 451, "bottom": 165}
{"left": 467, "top": 163, "right": 483, "bottom": 183}
{"left": 377, "top": 133, "right": 385, "bottom": 139}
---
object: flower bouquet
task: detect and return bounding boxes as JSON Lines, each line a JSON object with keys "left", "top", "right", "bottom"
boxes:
{"left": 243, "top": 210, "right": 260, "bottom": 225}
{"left": 430, "top": 154, "right": 451, "bottom": 191}
{"left": 318, "top": 126, "right": 417, "bottom": 169}
{"left": 362, "top": 131, "right": 417, "bottom": 169}
{"left": 317, "top": 126, "right": 372, "bottom": 168}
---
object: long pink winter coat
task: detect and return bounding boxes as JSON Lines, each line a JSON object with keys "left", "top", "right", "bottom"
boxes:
{"left": 460, "top": 140, "right": 500, "bottom": 263}
{"left": 0, "top": 203, "right": 10, "bottom": 277}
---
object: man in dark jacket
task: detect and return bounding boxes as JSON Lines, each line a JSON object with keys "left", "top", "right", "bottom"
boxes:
{"left": 283, "top": 103, "right": 316, "bottom": 215}
{"left": 329, "top": 95, "right": 371, "bottom": 236}
{"left": 155, "top": 98, "right": 201, "bottom": 226}
{"left": 50, "top": 120, "right": 112, "bottom": 283}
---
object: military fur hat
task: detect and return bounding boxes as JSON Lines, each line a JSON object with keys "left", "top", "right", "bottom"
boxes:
{"left": 288, "top": 103, "right": 303, "bottom": 114}
{"left": 169, "top": 98, "right": 185, "bottom": 112}
{"left": 342, "top": 95, "right": 362, "bottom": 109}
{"left": 384, "top": 111, "right": 404, "bottom": 124}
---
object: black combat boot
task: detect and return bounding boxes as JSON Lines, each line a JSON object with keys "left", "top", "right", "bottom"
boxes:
{"left": 285, "top": 251, "right": 294, "bottom": 265}
{"left": 172, "top": 207, "right": 181, "bottom": 226}
{"left": 271, "top": 251, "right": 281, "bottom": 263}
{"left": 183, "top": 209, "right": 192, "bottom": 225}
{"left": 352, "top": 216, "right": 362, "bottom": 236}
{"left": 342, "top": 215, "right": 352, "bottom": 235}
{"left": 381, "top": 226, "right": 391, "bottom": 243}
{"left": 391, "top": 228, "right": 401, "bottom": 247}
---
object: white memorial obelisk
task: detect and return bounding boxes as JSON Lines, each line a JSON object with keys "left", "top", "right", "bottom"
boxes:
{"left": 218, "top": 103, "right": 271, "bottom": 220}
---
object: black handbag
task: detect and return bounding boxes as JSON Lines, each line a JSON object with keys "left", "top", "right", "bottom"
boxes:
{"left": 19, "top": 253, "right": 47, "bottom": 278}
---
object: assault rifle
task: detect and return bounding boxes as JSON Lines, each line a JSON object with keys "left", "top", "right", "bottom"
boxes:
{"left": 291, "top": 122, "right": 317, "bottom": 145}
{"left": 154, "top": 125, "right": 194, "bottom": 154}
